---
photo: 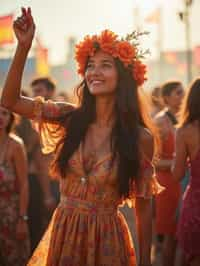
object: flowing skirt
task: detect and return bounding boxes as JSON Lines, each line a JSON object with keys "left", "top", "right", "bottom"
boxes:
{"left": 28, "top": 197, "right": 136, "bottom": 266}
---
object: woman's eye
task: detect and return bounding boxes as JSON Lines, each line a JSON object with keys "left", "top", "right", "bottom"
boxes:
{"left": 102, "top": 63, "right": 112, "bottom": 68}
{"left": 86, "top": 63, "right": 94, "bottom": 69}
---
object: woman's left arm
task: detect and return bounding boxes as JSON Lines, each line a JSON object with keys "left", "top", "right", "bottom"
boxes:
{"left": 13, "top": 139, "right": 29, "bottom": 239}
{"left": 136, "top": 129, "right": 154, "bottom": 266}
{"left": 135, "top": 197, "right": 152, "bottom": 266}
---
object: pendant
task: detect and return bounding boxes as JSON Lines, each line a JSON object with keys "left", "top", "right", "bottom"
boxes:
{"left": 80, "top": 176, "right": 87, "bottom": 184}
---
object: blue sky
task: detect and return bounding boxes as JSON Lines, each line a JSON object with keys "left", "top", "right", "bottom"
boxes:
{"left": 1, "top": 0, "right": 199, "bottom": 64}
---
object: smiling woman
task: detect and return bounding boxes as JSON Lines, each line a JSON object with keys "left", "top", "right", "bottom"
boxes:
{"left": 0, "top": 7, "right": 163, "bottom": 266}
{"left": 85, "top": 51, "right": 118, "bottom": 96}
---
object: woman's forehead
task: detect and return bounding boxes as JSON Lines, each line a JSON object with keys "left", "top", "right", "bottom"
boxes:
{"left": 88, "top": 50, "right": 115, "bottom": 62}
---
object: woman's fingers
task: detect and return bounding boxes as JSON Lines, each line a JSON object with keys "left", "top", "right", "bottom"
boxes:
{"left": 26, "top": 7, "right": 34, "bottom": 26}
{"left": 14, "top": 16, "right": 27, "bottom": 31}
{"left": 21, "top": 7, "right": 27, "bottom": 16}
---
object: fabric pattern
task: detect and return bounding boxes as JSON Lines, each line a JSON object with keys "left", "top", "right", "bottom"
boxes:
{"left": 177, "top": 150, "right": 200, "bottom": 262}
{"left": 0, "top": 154, "right": 30, "bottom": 265}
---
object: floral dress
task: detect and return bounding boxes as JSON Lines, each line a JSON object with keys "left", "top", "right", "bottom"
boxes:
{"left": 0, "top": 136, "right": 30, "bottom": 266}
{"left": 28, "top": 97, "right": 162, "bottom": 266}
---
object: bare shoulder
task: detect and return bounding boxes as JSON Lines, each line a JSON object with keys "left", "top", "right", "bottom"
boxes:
{"left": 140, "top": 127, "right": 154, "bottom": 146}
{"left": 8, "top": 133, "right": 24, "bottom": 151}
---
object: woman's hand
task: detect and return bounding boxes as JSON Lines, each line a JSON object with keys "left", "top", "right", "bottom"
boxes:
{"left": 13, "top": 7, "right": 35, "bottom": 50}
{"left": 16, "top": 219, "right": 29, "bottom": 240}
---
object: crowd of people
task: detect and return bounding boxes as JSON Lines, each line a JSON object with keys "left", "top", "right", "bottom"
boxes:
{"left": 0, "top": 6, "right": 199, "bottom": 266}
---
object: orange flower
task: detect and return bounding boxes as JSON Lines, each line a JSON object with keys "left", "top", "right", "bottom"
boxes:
{"left": 116, "top": 41, "right": 135, "bottom": 66}
{"left": 132, "top": 60, "right": 147, "bottom": 86}
{"left": 74, "top": 29, "right": 147, "bottom": 87}
{"left": 98, "top": 30, "right": 118, "bottom": 47}
{"left": 98, "top": 30, "right": 118, "bottom": 56}
{"left": 75, "top": 35, "right": 96, "bottom": 75}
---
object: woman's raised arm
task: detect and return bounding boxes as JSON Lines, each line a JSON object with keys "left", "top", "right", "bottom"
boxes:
{"left": 1, "top": 7, "right": 36, "bottom": 119}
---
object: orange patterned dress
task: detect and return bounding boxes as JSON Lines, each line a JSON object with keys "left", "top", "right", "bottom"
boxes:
{"left": 28, "top": 97, "right": 162, "bottom": 266}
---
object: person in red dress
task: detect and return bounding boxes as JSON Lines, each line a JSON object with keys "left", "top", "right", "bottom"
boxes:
{"left": 154, "top": 81, "right": 184, "bottom": 266}
{"left": 0, "top": 105, "right": 30, "bottom": 265}
{"left": 173, "top": 78, "right": 200, "bottom": 266}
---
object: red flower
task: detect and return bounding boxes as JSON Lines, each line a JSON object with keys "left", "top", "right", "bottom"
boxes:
{"left": 74, "top": 29, "right": 147, "bottom": 87}
{"left": 98, "top": 29, "right": 118, "bottom": 55}
{"left": 75, "top": 35, "right": 96, "bottom": 75}
{"left": 116, "top": 41, "right": 135, "bottom": 66}
{"left": 132, "top": 60, "right": 147, "bottom": 86}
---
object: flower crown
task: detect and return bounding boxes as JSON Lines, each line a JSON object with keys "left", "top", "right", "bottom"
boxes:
{"left": 75, "top": 29, "right": 149, "bottom": 86}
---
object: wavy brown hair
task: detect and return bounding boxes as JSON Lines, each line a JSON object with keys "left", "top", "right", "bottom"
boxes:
{"left": 179, "top": 78, "right": 200, "bottom": 127}
{"left": 51, "top": 59, "right": 158, "bottom": 198}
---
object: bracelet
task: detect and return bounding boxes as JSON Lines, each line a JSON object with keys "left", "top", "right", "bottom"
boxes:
{"left": 19, "top": 215, "right": 29, "bottom": 221}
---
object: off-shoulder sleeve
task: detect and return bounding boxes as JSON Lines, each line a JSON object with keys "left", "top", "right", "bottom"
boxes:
{"left": 32, "top": 96, "right": 75, "bottom": 154}
{"left": 126, "top": 158, "right": 164, "bottom": 208}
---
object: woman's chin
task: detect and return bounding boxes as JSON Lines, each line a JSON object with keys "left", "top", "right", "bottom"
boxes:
{"left": 89, "top": 88, "right": 114, "bottom": 97}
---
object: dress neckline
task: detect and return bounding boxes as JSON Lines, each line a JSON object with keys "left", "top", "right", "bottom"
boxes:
{"left": 79, "top": 142, "right": 113, "bottom": 176}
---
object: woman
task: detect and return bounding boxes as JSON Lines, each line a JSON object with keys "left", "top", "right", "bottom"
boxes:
{"left": 150, "top": 86, "right": 164, "bottom": 118}
{"left": 0, "top": 105, "right": 30, "bottom": 265}
{"left": 1, "top": 7, "right": 162, "bottom": 266}
{"left": 153, "top": 81, "right": 184, "bottom": 266}
{"left": 173, "top": 78, "right": 200, "bottom": 266}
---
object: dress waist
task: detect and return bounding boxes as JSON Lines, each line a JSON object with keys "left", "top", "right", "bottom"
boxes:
{"left": 60, "top": 196, "right": 118, "bottom": 215}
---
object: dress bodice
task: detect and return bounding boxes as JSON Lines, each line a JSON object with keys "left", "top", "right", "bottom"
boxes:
{"left": 60, "top": 142, "right": 120, "bottom": 205}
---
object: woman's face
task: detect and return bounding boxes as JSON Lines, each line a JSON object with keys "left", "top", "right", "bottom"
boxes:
{"left": 85, "top": 50, "right": 118, "bottom": 96}
{"left": 165, "top": 85, "right": 184, "bottom": 110}
{"left": 0, "top": 106, "right": 11, "bottom": 132}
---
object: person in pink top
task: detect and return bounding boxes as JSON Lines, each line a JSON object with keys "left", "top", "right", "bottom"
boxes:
{"left": 173, "top": 78, "right": 200, "bottom": 266}
{"left": 1, "top": 7, "right": 163, "bottom": 266}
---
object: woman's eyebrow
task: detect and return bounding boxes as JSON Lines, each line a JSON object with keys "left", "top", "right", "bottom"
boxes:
{"left": 88, "top": 58, "right": 114, "bottom": 64}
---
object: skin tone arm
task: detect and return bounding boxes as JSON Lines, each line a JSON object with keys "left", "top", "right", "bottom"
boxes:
{"left": 136, "top": 129, "right": 154, "bottom": 266}
{"left": 172, "top": 128, "right": 187, "bottom": 182}
{"left": 13, "top": 140, "right": 29, "bottom": 239}
{"left": 0, "top": 7, "right": 36, "bottom": 118}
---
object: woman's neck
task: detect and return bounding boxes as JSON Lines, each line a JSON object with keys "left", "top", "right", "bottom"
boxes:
{"left": 95, "top": 95, "right": 116, "bottom": 127}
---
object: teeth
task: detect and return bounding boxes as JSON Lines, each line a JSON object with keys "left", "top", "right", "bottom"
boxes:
{"left": 92, "top": 80, "right": 103, "bottom": 84}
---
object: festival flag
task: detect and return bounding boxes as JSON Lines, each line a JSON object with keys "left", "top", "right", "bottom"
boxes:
{"left": 0, "top": 14, "right": 14, "bottom": 45}
{"left": 164, "top": 51, "right": 178, "bottom": 64}
{"left": 194, "top": 46, "right": 200, "bottom": 66}
{"left": 145, "top": 9, "right": 160, "bottom": 24}
{"left": 36, "top": 37, "right": 49, "bottom": 76}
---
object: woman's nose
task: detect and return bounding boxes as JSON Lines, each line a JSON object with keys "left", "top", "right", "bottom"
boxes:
{"left": 90, "top": 65, "right": 101, "bottom": 75}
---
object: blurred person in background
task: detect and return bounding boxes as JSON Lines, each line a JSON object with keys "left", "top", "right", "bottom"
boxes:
{"left": 23, "top": 78, "right": 58, "bottom": 252}
{"left": 149, "top": 86, "right": 164, "bottom": 118}
{"left": 1, "top": 7, "right": 164, "bottom": 266}
{"left": 31, "top": 77, "right": 60, "bottom": 207}
{"left": 154, "top": 80, "right": 184, "bottom": 266}
{"left": 173, "top": 78, "right": 200, "bottom": 266}
{"left": 0, "top": 105, "right": 30, "bottom": 265}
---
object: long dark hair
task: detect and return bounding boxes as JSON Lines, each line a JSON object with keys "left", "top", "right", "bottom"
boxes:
{"left": 51, "top": 59, "right": 157, "bottom": 198}
{"left": 179, "top": 78, "right": 200, "bottom": 126}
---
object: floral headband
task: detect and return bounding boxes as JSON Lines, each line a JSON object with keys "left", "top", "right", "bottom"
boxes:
{"left": 75, "top": 29, "right": 149, "bottom": 86}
